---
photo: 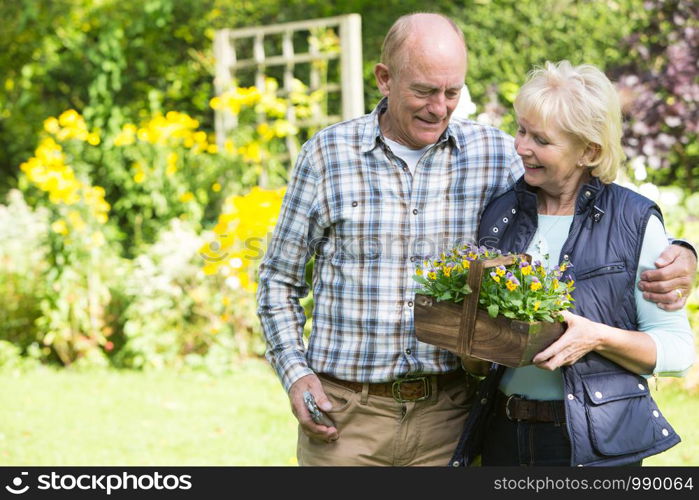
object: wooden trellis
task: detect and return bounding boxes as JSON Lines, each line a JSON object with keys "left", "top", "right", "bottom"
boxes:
{"left": 213, "top": 14, "right": 364, "bottom": 170}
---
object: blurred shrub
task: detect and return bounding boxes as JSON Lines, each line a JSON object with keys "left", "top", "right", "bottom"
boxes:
{"left": 2, "top": 78, "right": 308, "bottom": 370}
{"left": 14, "top": 116, "right": 119, "bottom": 366}
{"left": 614, "top": 0, "right": 698, "bottom": 190}
{"left": 106, "top": 110, "right": 238, "bottom": 254}
{"left": 114, "top": 219, "right": 264, "bottom": 371}
{"left": 0, "top": 190, "right": 49, "bottom": 355}
{"left": 442, "top": 0, "right": 652, "bottom": 134}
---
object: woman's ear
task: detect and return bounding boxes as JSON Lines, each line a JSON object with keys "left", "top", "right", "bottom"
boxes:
{"left": 581, "top": 143, "right": 602, "bottom": 166}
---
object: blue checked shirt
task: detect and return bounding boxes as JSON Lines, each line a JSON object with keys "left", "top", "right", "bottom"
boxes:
{"left": 257, "top": 99, "right": 523, "bottom": 391}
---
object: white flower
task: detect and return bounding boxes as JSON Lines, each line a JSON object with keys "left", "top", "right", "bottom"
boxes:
{"left": 632, "top": 156, "right": 647, "bottom": 181}
{"left": 639, "top": 182, "right": 660, "bottom": 202}
{"left": 452, "top": 84, "right": 477, "bottom": 119}
{"left": 225, "top": 276, "right": 241, "bottom": 290}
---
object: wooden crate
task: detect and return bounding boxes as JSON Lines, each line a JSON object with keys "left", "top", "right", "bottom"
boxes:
{"left": 414, "top": 254, "right": 565, "bottom": 367}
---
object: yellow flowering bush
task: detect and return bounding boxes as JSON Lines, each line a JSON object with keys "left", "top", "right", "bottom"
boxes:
{"left": 210, "top": 76, "right": 326, "bottom": 187}
{"left": 108, "top": 109, "right": 233, "bottom": 250}
{"left": 199, "top": 186, "right": 286, "bottom": 293}
{"left": 16, "top": 110, "right": 118, "bottom": 365}
{"left": 414, "top": 245, "right": 575, "bottom": 323}
{"left": 20, "top": 111, "right": 110, "bottom": 248}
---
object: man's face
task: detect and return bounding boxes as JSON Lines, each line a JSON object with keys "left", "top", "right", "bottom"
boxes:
{"left": 376, "top": 45, "right": 466, "bottom": 149}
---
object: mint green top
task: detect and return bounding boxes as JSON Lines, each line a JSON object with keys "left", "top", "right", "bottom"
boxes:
{"left": 499, "top": 215, "right": 694, "bottom": 400}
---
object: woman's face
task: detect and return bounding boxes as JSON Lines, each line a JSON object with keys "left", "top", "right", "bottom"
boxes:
{"left": 515, "top": 115, "right": 589, "bottom": 197}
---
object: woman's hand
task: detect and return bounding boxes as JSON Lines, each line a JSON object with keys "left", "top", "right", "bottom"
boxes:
{"left": 532, "top": 310, "right": 602, "bottom": 370}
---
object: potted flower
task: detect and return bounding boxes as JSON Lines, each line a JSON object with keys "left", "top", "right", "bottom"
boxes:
{"left": 412, "top": 244, "right": 575, "bottom": 367}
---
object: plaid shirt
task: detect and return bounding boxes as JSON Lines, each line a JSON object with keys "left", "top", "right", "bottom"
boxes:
{"left": 257, "top": 99, "right": 523, "bottom": 391}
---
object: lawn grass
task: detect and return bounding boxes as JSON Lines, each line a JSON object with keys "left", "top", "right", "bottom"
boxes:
{"left": 644, "top": 379, "right": 699, "bottom": 466}
{"left": 0, "top": 360, "right": 696, "bottom": 466}
{"left": 0, "top": 359, "right": 297, "bottom": 466}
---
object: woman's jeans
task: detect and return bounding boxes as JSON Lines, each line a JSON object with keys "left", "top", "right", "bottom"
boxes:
{"left": 481, "top": 410, "right": 643, "bottom": 466}
{"left": 482, "top": 410, "right": 572, "bottom": 466}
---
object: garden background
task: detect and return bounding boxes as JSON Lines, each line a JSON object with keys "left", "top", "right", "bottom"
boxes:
{"left": 0, "top": 0, "right": 697, "bottom": 466}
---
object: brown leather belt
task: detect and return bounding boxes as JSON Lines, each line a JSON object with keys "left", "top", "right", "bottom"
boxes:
{"left": 495, "top": 391, "right": 566, "bottom": 423}
{"left": 319, "top": 370, "right": 466, "bottom": 403}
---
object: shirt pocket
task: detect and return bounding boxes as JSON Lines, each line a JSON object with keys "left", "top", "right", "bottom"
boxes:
{"left": 581, "top": 371, "right": 656, "bottom": 456}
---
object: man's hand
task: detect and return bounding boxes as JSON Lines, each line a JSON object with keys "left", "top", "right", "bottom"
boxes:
{"left": 638, "top": 244, "right": 697, "bottom": 311}
{"left": 289, "top": 373, "right": 339, "bottom": 443}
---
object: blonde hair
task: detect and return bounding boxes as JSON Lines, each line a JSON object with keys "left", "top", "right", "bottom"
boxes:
{"left": 380, "top": 13, "right": 466, "bottom": 76}
{"left": 514, "top": 60, "right": 625, "bottom": 183}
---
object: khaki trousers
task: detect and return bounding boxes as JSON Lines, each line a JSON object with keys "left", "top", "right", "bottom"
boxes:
{"left": 297, "top": 373, "right": 476, "bottom": 466}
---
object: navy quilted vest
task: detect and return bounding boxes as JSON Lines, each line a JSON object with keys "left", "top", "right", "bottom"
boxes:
{"left": 451, "top": 176, "right": 680, "bottom": 466}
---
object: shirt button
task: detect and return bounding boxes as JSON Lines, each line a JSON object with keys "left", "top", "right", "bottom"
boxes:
{"left": 652, "top": 410, "right": 660, "bottom": 418}
{"left": 407, "top": 300, "right": 414, "bottom": 307}
{"left": 403, "top": 166, "right": 409, "bottom": 172}
{"left": 567, "top": 394, "right": 575, "bottom": 400}
{"left": 352, "top": 201, "right": 358, "bottom": 207}
{"left": 452, "top": 461, "right": 460, "bottom": 467}
{"left": 584, "top": 191, "right": 592, "bottom": 198}
{"left": 511, "top": 208, "right": 516, "bottom": 214}
{"left": 412, "top": 209, "right": 418, "bottom": 215}
{"left": 492, "top": 227, "right": 499, "bottom": 233}
{"left": 563, "top": 254, "right": 569, "bottom": 260}
{"left": 405, "top": 348, "right": 412, "bottom": 355}
{"left": 594, "top": 391, "right": 603, "bottom": 399}
{"left": 638, "top": 383, "right": 645, "bottom": 390}
{"left": 480, "top": 398, "right": 488, "bottom": 405}
{"left": 662, "top": 428, "right": 669, "bottom": 437}
{"left": 503, "top": 217, "right": 509, "bottom": 223}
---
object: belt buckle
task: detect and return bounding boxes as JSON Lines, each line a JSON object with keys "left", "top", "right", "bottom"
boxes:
{"left": 391, "top": 376, "right": 430, "bottom": 403}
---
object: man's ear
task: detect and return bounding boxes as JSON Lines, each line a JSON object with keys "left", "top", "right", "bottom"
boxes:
{"left": 374, "top": 63, "right": 391, "bottom": 97}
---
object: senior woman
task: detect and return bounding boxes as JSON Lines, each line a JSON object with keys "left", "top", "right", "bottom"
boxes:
{"left": 452, "top": 61, "right": 695, "bottom": 467}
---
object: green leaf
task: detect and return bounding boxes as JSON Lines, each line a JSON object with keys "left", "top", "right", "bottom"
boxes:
{"left": 487, "top": 304, "right": 499, "bottom": 318}
{"left": 412, "top": 275, "right": 429, "bottom": 285}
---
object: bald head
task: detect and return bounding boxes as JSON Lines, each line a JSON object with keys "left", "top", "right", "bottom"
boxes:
{"left": 374, "top": 13, "right": 468, "bottom": 149}
{"left": 381, "top": 13, "right": 468, "bottom": 78}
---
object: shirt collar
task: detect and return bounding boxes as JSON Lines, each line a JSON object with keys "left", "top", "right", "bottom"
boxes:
{"left": 360, "top": 98, "right": 460, "bottom": 153}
